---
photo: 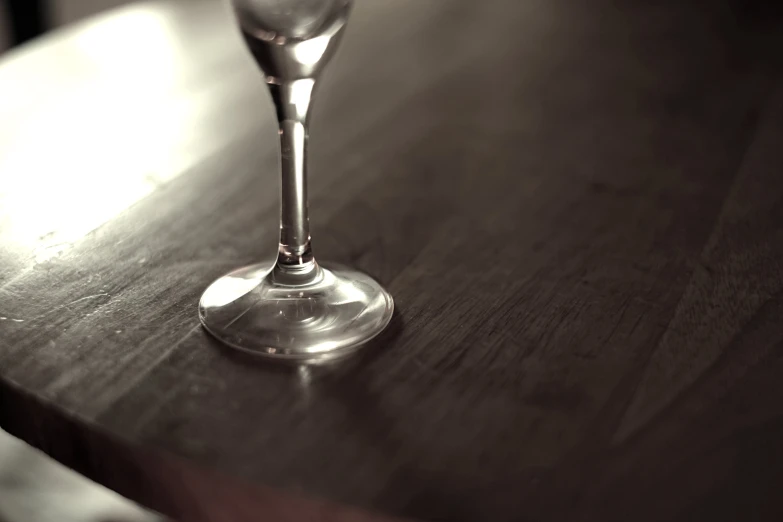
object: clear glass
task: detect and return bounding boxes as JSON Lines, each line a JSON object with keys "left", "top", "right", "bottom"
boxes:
{"left": 199, "top": 0, "right": 393, "bottom": 360}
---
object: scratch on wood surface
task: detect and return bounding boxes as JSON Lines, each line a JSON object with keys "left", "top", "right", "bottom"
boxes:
{"left": 24, "top": 293, "right": 114, "bottom": 323}
{"left": 64, "top": 293, "right": 110, "bottom": 307}
{"left": 0, "top": 287, "right": 21, "bottom": 299}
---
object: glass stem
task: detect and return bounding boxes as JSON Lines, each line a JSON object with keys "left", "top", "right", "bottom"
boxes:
{"left": 268, "top": 79, "right": 317, "bottom": 280}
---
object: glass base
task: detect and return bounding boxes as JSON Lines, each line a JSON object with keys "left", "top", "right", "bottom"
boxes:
{"left": 199, "top": 261, "right": 394, "bottom": 360}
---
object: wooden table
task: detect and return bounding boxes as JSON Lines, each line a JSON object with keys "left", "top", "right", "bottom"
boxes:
{"left": 2, "top": 0, "right": 783, "bottom": 520}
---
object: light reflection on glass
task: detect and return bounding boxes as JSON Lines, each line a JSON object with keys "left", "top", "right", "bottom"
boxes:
{"left": 199, "top": 276, "right": 260, "bottom": 308}
{"left": 292, "top": 35, "right": 330, "bottom": 65}
{"left": 290, "top": 79, "right": 315, "bottom": 118}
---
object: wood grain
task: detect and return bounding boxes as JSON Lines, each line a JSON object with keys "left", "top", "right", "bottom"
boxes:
{"left": 1, "top": 0, "right": 783, "bottom": 521}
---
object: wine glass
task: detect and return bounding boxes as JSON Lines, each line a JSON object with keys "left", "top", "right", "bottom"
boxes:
{"left": 199, "top": 0, "right": 394, "bottom": 360}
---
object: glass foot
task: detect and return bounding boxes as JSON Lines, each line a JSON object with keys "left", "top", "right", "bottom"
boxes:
{"left": 199, "top": 261, "right": 394, "bottom": 360}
